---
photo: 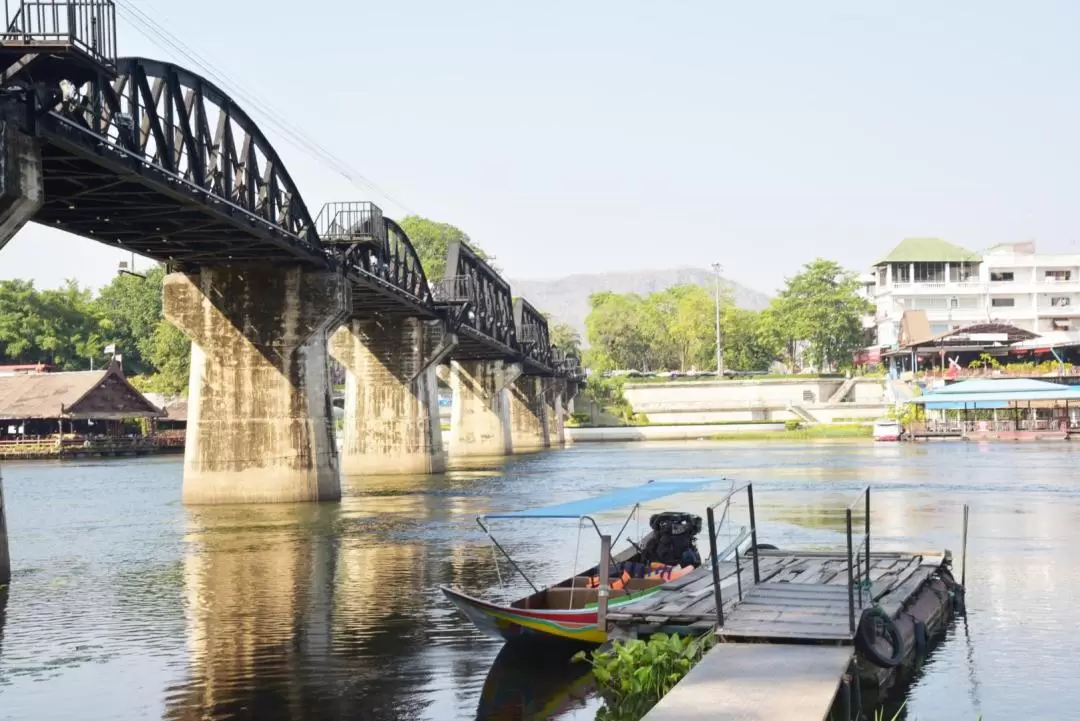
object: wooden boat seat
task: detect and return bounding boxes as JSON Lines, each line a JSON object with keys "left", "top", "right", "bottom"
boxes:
{"left": 535, "top": 576, "right": 669, "bottom": 610}
{"left": 542, "top": 587, "right": 635, "bottom": 609}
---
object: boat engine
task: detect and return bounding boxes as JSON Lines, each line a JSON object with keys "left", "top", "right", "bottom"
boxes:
{"left": 643, "top": 512, "right": 703, "bottom": 567}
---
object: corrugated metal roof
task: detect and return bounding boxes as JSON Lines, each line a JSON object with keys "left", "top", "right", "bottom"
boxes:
{"left": 909, "top": 378, "right": 1080, "bottom": 404}
{"left": 876, "top": 238, "right": 981, "bottom": 264}
{"left": 934, "top": 378, "right": 1069, "bottom": 394}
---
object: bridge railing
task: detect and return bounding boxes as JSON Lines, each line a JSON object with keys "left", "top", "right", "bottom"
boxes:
{"left": 315, "top": 201, "right": 386, "bottom": 245}
{"left": 431, "top": 275, "right": 475, "bottom": 303}
{"left": 2, "top": 0, "right": 116, "bottom": 67}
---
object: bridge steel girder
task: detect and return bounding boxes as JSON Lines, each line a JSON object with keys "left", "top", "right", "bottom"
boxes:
{"left": 512, "top": 297, "right": 553, "bottom": 376}
{"left": 436, "top": 240, "right": 517, "bottom": 361}
{"left": 27, "top": 56, "right": 328, "bottom": 268}
{"left": 318, "top": 201, "right": 436, "bottom": 319}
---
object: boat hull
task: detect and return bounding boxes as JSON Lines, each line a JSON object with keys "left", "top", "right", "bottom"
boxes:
{"left": 440, "top": 584, "right": 658, "bottom": 645}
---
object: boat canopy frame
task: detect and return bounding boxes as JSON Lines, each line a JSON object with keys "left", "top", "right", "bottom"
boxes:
{"left": 476, "top": 478, "right": 724, "bottom": 593}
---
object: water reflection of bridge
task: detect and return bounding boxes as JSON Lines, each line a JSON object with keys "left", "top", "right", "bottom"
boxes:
{"left": 162, "top": 477, "right": 503, "bottom": 721}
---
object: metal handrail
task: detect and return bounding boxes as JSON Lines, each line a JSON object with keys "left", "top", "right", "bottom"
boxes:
{"left": 705, "top": 481, "right": 760, "bottom": 626}
{"left": 845, "top": 485, "right": 871, "bottom": 634}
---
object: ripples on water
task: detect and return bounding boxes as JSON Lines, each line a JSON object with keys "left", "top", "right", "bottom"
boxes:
{"left": 2, "top": 441, "right": 1080, "bottom": 720}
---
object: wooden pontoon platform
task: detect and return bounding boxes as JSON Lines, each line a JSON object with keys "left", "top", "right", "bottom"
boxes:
{"left": 643, "top": 643, "right": 854, "bottom": 721}
{"left": 609, "top": 549, "right": 941, "bottom": 640}
{"left": 626, "top": 483, "right": 965, "bottom": 721}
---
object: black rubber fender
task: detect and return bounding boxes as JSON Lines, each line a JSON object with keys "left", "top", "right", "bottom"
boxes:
{"left": 854, "top": 606, "right": 905, "bottom": 668}
{"left": 913, "top": 618, "right": 928, "bottom": 652}
{"left": 753, "top": 543, "right": 779, "bottom": 551}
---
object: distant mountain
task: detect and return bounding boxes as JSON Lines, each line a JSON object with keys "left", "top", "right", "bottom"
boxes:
{"left": 510, "top": 267, "right": 772, "bottom": 343}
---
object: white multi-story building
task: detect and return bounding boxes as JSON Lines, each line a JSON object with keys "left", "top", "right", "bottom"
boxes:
{"left": 871, "top": 238, "right": 1080, "bottom": 348}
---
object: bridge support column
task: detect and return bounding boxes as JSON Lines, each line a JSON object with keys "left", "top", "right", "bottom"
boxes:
{"left": 164, "top": 268, "right": 348, "bottom": 505}
{"left": 508, "top": 375, "right": 549, "bottom": 452}
{"left": 0, "top": 124, "right": 43, "bottom": 254}
{"left": 1, "top": 471, "right": 9, "bottom": 585}
{"left": 329, "top": 317, "right": 445, "bottom": 476}
{"left": 543, "top": 378, "right": 566, "bottom": 448}
{"left": 448, "top": 360, "right": 515, "bottom": 458}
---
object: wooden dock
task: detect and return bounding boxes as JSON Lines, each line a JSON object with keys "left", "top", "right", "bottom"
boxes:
{"left": 609, "top": 549, "right": 936, "bottom": 639}
{"left": 642, "top": 643, "right": 855, "bottom": 721}
{"left": 631, "top": 549, "right": 954, "bottom": 721}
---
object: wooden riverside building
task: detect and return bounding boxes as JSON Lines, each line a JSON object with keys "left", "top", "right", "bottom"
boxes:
{"left": 0, "top": 359, "right": 169, "bottom": 460}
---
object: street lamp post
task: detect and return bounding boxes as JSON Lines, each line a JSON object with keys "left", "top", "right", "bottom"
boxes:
{"left": 711, "top": 262, "right": 724, "bottom": 377}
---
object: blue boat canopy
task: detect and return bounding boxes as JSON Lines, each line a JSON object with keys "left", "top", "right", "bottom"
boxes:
{"left": 908, "top": 378, "right": 1080, "bottom": 405}
{"left": 482, "top": 478, "right": 720, "bottom": 520}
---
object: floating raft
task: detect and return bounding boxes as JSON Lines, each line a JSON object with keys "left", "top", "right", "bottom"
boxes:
{"left": 633, "top": 548, "right": 960, "bottom": 721}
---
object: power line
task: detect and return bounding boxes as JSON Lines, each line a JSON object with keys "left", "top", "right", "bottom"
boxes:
{"left": 113, "top": 0, "right": 418, "bottom": 216}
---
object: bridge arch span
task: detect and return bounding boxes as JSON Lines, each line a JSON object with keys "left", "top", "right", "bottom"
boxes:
{"left": 37, "top": 56, "right": 325, "bottom": 265}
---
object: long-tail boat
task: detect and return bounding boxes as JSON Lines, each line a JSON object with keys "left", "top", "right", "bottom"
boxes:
{"left": 440, "top": 478, "right": 720, "bottom": 645}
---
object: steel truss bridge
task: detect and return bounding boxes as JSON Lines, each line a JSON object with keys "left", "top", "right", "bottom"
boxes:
{"left": 0, "top": 0, "right": 583, "bottom": 382}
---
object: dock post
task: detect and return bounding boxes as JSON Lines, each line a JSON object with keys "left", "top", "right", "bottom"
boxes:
{"left": 846, "top": 507, "right": 855, "bottom": 634}
{"left": 961, "top": 503, "right": 969, "bottom": 587}
{"left": 706, "top": 506, "right": 724, "bottom": 625}
{"left": 598, "top": 534, "right": 611, "bottom": 630}
{"left": 0, "top": 470, "right": 9, "bottom": 586}
{"left": 747, "top": 483, "right": 760, "bottom": 584}
{"left": 865, "top": 486, "right": 871, "bottom": 576}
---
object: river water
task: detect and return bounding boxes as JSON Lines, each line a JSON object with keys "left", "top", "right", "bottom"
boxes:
{"left": 0, "top": 440, "right": 1078, "bottom": 720}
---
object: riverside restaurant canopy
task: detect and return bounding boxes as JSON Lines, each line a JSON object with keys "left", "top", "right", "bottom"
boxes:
{"left": 907, "top": 378, "right": 1080, "bottom": 410}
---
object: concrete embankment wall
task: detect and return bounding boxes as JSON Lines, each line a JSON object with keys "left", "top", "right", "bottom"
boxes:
{"left": 621, "top": 378, "right": 888, "bottom": 424}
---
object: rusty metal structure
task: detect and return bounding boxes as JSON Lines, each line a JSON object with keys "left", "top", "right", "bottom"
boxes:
{"left": 0, "top": 0, "right": 579, "bottom": 381}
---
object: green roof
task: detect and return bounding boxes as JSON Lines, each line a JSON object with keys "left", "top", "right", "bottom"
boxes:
{"left": 875, "top": 238, "right": 981, "bottom": 265}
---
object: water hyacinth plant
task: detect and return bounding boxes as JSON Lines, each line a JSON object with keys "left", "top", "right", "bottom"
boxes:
{"left": 573, "top": 632, "right": 715, "bottom": 721}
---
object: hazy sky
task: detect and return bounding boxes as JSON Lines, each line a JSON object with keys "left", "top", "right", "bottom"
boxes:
{"left": 1, "top": 0, "right": 1078, "bottom": 296}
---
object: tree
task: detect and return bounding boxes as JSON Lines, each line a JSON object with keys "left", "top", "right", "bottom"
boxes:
{"left": 138, "top": 319, "right": 191, "bottom": 396}
{"left": 0, "top": 279, "right": 111, "bottom": 370}
{"left": 658, "top": 285, "right": 717, "bottom": 372}
{"left": 397, "top": 215, "right": 493, "bottom": 281}
{"left": 720, "top": 307, "right": 781, "bottom": 371}
{"left": 585, "top": 291, "right": 653, "bottom": 370}
{"left": 763, "top": 259, "right": 870, "bottom": 371}
{"left": 94, "top": 265, "right": 166, "bottom": 375}
{"left": 547, "top": 318, "right": 582, "bottom": 360}
{"left": 583, "top": 285, "right": 721, "bottom": 372}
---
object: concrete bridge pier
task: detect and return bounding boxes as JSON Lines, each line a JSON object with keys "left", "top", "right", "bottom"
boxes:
{"left": 164, "top": 268, "right": 348, "bottom": 505}
{"left": 1, "top": 471, "right": 9, "bottom": 585}
{"left": 329, "top": 317, "right": 447, "bottom": 476}
{"left": 508, "top": 376, "right": 550, "bottom": 452}
{"left": 0, "top": 124, "right": 43, "bottom": 580}
{"left": 448, "top": 360, "right": 517, "bottom": 457}
{"left": 543, "top": 378, "right": 567, "bottom": 448}
{"left": 0, "top": 123, "right": 43, "bottom": 254}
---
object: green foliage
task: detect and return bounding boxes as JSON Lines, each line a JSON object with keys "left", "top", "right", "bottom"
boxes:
{"left": 583, "top": 284, "right": 778, "bottom": 373}
{"left": 967, "top": 352, "right": 1000, "bottom": 370}
{"left": 397, "top": 215, "right": 492, "bottom": 281}
{"left": 721, "top": 306, "right": 782, "bottom": 372}
{"left": 546, "top": 315, "right": 582, "bottom": 360}
{"left": 784, "top": 419, "right": 803, "bottom": 431}
{"left": 585, "top": 372, "right": 641, "bottom": 423}
{"left": 0, "top": 279, "right": 112, "bottom": 370}
{"left": 761, "top": 258, "right": 871, "bottom": 372}
{"left": 94, "top": 265, "right": 166, "bottom": 374}
{"left": 573, "top": 632, "right": 716, "bottom": 721}
{"left": 0, "top": 268, "right": 190, "bottom": 394}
